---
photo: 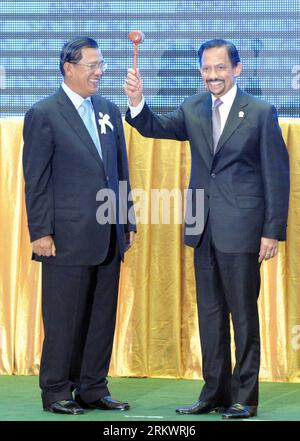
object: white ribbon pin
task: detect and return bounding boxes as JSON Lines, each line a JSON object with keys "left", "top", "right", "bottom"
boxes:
{"left": 238, "top": 111, "right": 245, "bottom": 118}
{"left": 98, "top": 112, "right": 114, "bottom": 134}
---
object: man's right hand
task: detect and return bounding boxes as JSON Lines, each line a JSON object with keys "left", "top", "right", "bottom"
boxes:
{"left": 32, "top": 235, "right": 56, "bottom": 257}
{"left": 123, "top": 67, "right": 143, "bottom": 107}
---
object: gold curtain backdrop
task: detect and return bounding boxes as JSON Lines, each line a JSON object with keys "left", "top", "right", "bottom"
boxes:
{"left": 0, "top": 117, "right": 300, "bottom": 382}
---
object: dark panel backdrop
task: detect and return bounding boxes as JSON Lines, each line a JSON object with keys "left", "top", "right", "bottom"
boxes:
{"left": 0, "top": 0, "right": 299, "bottom": 116}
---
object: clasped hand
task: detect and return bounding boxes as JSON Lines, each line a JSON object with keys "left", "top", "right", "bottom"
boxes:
{"left": 32, "top": 235, "right": 56, "bottom": 257}
{"left": 258, "top": 237, "right": 278, "bottom": 263}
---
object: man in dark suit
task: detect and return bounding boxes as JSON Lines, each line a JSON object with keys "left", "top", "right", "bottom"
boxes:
{"left": 23, "top": 37, "right": 135, "bottom": 415}
{"left": 124, "top": 39, "right": 289, "bottom": 418}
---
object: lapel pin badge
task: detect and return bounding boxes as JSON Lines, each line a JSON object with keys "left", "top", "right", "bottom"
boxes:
{"left": 238, "top": 111, "right": 245, "bottom": 118}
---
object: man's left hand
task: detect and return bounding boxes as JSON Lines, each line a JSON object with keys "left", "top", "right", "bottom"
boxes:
{"left": 258, "top": 237, "right": 278, "bottom": 263}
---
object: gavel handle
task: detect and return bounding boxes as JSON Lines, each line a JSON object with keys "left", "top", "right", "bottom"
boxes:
{"left": 133, "top": 44, "right": 139, "bottom": 71}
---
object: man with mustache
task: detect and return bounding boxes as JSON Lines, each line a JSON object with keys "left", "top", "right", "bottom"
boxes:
{"left": 124, "top": 39, "right": 289, "bottom": 418}
{"left": 23, "top": 37, "right": 135, "bottom": 415}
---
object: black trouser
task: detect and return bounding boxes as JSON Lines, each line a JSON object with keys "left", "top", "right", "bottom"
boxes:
{"left": 194, "top": 221, "right": 261, "bottom": 406}
{"left": 40, "top": 228, "right": 120, "bottom": 407}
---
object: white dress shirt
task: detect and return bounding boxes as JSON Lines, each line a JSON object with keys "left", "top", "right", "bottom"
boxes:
{"left": 128, "top": 96, "right": 145, "bottom": 118}
{"left": 211, "top": 83, "right": 237, "bottom": 132}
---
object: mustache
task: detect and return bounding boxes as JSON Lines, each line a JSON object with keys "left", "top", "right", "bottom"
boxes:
{"left": 207, "top": 79, "right": 225, "bottom": 83}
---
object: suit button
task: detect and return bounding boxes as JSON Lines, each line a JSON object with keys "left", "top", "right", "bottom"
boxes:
{"left": 106, "top": 176, "right": 109, "bottom": 181}
{"left": 211, "top": 173, "right": 216, "bottom": 178}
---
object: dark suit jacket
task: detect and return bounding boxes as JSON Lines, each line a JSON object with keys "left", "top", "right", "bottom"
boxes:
{"left": 23, "top": 87, "right": 135, "bottom": 265}
{"left": 126, "top": 87, "right": 289, "bottom": 253}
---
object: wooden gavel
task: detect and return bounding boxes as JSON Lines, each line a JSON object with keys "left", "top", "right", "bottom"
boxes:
{"left": 128, "top": 30, "right": 145, "bottom": 71}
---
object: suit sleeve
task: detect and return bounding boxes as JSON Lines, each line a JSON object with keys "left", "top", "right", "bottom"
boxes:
{"left": 125, "top": 102, "right": 188, "bottom": 141}
{"left": 260, "top": 105, "right": 290, "bottom": 240}
{"left": 114, "top": 106, "right": 136, "bottom": 233}
{"left": 23, "top": 106, "right": 55, "bottom": 242}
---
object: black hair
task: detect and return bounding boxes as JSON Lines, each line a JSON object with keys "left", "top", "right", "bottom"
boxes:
{"left": 198, "top": 39, "right": 240, "bottom": 67}
{"left": 59, "top": 37, "right": 99, "bottom": 76}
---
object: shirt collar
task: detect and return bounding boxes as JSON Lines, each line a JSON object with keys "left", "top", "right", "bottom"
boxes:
{"left": 211, "top": 83, "right": 237, "bottom": 107}
{"left": 62, "top": 82, "right": 92, "bottom": 110}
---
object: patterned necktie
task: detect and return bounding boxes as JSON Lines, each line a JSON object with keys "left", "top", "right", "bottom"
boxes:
{"left": 79, "top": 99, "right": 103, "bottom": 159}
{"left": 212, "top": 98, "right": 223, "bottom": 154}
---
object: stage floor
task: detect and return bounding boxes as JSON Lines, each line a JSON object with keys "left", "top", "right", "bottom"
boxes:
{"left": 0, "top": 376, "right": 299, "bottom": 421}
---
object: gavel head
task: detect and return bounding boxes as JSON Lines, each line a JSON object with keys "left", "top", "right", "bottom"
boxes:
{"left": 128, "top": 30, "right": 145, "bottom": 45}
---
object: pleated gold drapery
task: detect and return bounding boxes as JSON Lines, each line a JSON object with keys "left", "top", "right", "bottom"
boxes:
{"left": 0, "top": 118, "right": 299, "bottom": 382}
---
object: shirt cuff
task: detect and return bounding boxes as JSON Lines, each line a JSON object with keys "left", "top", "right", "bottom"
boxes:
{"left": 128, "top": 97, "right": 145, "bottom": 118}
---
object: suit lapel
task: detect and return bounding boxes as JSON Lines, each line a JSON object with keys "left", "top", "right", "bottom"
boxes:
{"left": 215, "top": 88, "right": 249, "bottom": 154}
{"left": 56, "top": 88, "right": 104, "bottom": 169}
{"left": 91, "top": 97, "right": 114, "bottom": 174}
{"left": 197, "top": 94, "right": 214, "bottom": 168}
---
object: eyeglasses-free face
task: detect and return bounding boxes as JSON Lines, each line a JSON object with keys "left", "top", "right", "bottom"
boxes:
{"left": 200, "top": 46, "right": 242, "bottom": 98}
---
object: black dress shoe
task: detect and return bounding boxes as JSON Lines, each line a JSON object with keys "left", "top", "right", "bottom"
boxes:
{"left": 44, "top": 399, "right": 84, "bottom": 415}
{"left": 75, "top": 395, "right": 130, "bottom": 411}
{"left": 222, "top": 403, "right": 257, "bottom": 419}
{"left": 176, "top": 400, "right": 225, "bottom": 415}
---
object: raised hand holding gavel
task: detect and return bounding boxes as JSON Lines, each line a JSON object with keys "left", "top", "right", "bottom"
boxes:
{"left": 124, "top": 30, "right": 145, "bottom": 106}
